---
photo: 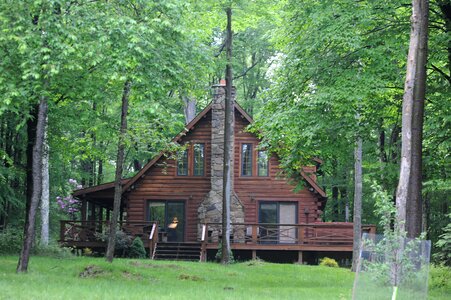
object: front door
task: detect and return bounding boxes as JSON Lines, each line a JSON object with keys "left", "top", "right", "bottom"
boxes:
{"left": 259, "top": 202, "right": 297, "bottom": 244}
{"left": 148, "top": 201, "right": 185, "bottom": 242}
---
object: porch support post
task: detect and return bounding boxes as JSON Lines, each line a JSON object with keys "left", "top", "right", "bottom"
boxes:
{"left": 252, "top": 250, "right": 257, "bottom": 260}
{"left": 98, "top": 206, "right": 103, "bottom": 231}
{"left": 298, "top": 251, "right": 303, "bottom": 264}
{"left": 81, "top": 199, "right": 87, "bottom": 221}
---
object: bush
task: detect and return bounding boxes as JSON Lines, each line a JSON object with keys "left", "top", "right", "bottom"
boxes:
{"left": 0, "top": 227, "right": 23, "bottom": 254}
{"left": 319, "top": 257, "right": 339, "bottom": 268}
{"left": 215, "top": 242, "right": 235, "bottom": 263}
{"left": 429, "top": 264, "right": 451, "bottom": 290}
{"left": 129, "top": 237, "right": 147, "bottom": 258}
{"left": 95, "top": 230, "right": 132, "bottom": 257}
{"left": 433, "top": 215, "right": 451, "bottom": 266}
{"left": 32, "top": 243, "right": 74, "bottom": 259}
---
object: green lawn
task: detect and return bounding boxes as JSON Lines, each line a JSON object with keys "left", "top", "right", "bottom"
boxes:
{"left": 0, "top": 256, "right": 449, "bottom": 300}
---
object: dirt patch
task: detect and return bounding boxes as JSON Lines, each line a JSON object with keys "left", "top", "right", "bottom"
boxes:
{"left": 122, "top": 271, "right": 143, "bottom": 280}
{"left": 178, "top": 274, "right": 204, "bottom": 281}
{"left": 130, "top": 261, "right": 182, "bottom": 269}
{"left": 79, "top": 265, "right": 105, "bottom": 278}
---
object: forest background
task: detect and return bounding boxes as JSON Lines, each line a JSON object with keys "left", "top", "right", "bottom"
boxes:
{"left": 0, "top": 0, "right": 449, "bottom": 261}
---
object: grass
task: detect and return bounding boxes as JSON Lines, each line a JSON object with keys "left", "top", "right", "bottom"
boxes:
{"left": 0, "top": 256, "right": 449, "bottom": 300}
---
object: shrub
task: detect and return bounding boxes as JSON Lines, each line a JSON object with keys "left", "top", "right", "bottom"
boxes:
{"left": 433, "top": 215, "right": 451, "bottom": 266}
{"left": 95, "top": 230, "right": 132, "bottom": 257}
{"left": 429, "top": 264, "right": 451, "bottom": 290}
{"left": 319, "top": 257, "right": 339, "bottom": 268}
{"left": 83, "top": 247, "right": 93, "bottom": 256}
{"left": 32, "top": 243, "right": 74, "bottom": 259}
{"left": 129, "top": 237, "right": 147, "bottom": 258}
{"left": 215, "top": 242, "right": 235, "bottom": 263}
{"left": 0, "top": 227, "right": 23, "bottom": 254}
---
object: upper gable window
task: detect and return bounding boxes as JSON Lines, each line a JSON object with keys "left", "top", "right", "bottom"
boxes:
{"left": 241, "top": 143, "right": 253, "bottom": 176}
{"left": 193, "top": 143, "right": 205, "bottom": 176}
{"left": 257, "top": 150, "right": 269, "bottom": 176}
{"left": 177, "top": 143, "right": 205, "bottom": 176}
{"left": 177, "top": 149, "right": 188, "bottom": 176}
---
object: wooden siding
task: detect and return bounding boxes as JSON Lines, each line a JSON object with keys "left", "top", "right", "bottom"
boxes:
{"left": 233, "top": 110, "right": 321, "bottom": 226}
{"left": 127, "top": 113, "right": 212, "bottom": 242}
{"left": 126, "top": 109, "right": 323, "bottom": 242}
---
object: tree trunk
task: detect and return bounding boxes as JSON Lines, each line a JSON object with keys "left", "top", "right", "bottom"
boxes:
{"left": 351, "top": 136, "right": 362, "bottom": 272}
{"left": 17, "top": 96, "right": 48, "bottom": 273}
{"left": 106, "top": 79, "right": 131, "bottom": 262}
{"left": 221, "top": 7, "right": 233, "bottom": 264}
{"left": 182, "top": 95, "right": 196, "bottom": 124}
{"left": 396, "top": 0, "right": 429, "bottom": 237}
{"left": 40, "top": 116, "right": 49, "bottom": 246}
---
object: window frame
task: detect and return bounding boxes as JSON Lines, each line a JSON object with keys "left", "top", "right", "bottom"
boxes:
{"left": 241, "top": 143, "right": 253, "bottom": 177}
{"left": 240, "top": 142, "right": 270, "bottom": 178}
{"left": 193, "top": 143, "right": 205, "bottom": 176}
{"left": 257, "top": 150, "right": 269, "bottom": 177}
{"left": 176, "top": 148, "right": 189, "bottom": 176}
{"left": 176, "top": 143, "right": 206, "bottom": 177}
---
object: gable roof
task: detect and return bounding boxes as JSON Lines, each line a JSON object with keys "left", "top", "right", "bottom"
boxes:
{"left": 74, "top": 100, "right": 326, "bottom": 199}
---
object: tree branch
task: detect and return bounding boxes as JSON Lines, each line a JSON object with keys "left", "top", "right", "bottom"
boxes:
{"left": 430, "top": 64, "right": 451, "bottom": 84}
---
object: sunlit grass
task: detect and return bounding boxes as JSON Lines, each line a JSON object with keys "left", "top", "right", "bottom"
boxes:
{"left": 0, "top": 256, "right": 448, "bottom": 299}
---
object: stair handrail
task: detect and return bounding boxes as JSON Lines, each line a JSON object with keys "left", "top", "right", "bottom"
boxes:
{"left": 200, "top": 224, "right": 207, "bottom": 262}
{"left": 148, "top": 222, "right": 158, "bottom": 259}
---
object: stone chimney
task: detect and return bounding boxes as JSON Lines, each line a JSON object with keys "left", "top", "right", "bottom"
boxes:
{"left": 197, "top": 81, "right": 244, "bottom": 240}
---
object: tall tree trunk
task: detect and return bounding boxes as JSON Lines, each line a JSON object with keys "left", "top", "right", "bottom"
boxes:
{"left": 182, "top": 95, "right": 197, "bottom": 124}
{"left": 40, "top": 116, "right": 49, "bottom": 246}
{"left": 221, "top": 7, "right": 233, "bottom": 264}
{"left": 17, "top": 96, "right": 48, "bottom": 273}
{"left": 106, "top": 79, "right": 131, "bottom": 262}
{"left": 352, "top": 136, "right": 362, "bottom": 272}
{"left": 396, "top": 0, "right": 429, "bottom": 237}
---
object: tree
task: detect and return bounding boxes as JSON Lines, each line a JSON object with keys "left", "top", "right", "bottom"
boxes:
{"left": 221, "top": 6, "right": 234, "bottom": 264}
{"left": 396, "top": 0, "right": 429, "bottom": 238}
{"left": 106, "top": 79, "right": 131, "bottom": 262}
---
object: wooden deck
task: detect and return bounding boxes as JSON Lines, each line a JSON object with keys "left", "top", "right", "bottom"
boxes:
{"left": 60, "top": 220, "right": 375, "bottom": 260}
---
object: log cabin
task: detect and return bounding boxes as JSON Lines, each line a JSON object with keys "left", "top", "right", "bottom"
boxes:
{"left": 60, "top": 82, "right": 375, "bottom": 264}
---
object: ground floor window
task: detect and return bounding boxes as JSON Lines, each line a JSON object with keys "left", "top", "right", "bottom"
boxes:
{"left": 148, "top": 201, "right": 185, "bottom": 242}
{"left": 259, "top": 202, "right": 297, "bottom": 244}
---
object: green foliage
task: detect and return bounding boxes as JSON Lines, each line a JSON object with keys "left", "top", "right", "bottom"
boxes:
{"left": 319, "top": 257, "right": 339, "bottom": 268}
{"left": 32, "top": 243, "right": 74, "bottom": 259}
{"left": 433, "top": 214, "right": 451, "bottom": 266}
{"left": 95, "top": 230, "right": 132, "bottom": 257}
{"left": 0, "top": 226, "right": 23, "bottom": 255}
{"left": 429, "top": 264, "right": 451, "bottom": 291}
{"left": 215, "top": 241, "right": 235, "bottom": 263}
{"left": 128, "top": 237, "right": 147, "bottom": 259}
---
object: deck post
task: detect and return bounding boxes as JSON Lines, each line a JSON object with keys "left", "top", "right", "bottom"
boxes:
{"left": 252, "top": 225, "right": 258, "bottom": 244}
{"left": 299, "top": 226, "right": 305, "bottom": 244}
{"left": 298, "top": 251, "right": 303, "bottom": 264}
{"left": 252, "top": 250, "right": 257, "bottom": 260}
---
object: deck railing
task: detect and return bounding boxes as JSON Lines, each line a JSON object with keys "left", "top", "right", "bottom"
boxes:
{"left": 201, "top": 222, "right": 376, "bottom": 247}
{"left": 59, "top": 220, "right": 157, "bottom": 246}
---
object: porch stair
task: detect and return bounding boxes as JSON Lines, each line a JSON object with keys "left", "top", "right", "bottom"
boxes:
{"left": 153, "top": 242, "right": 202, "bottom": 261}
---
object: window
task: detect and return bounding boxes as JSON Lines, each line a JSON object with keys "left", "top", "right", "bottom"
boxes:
{"left": 257, "top": 150, "right": 269, "bottom": 176}
{"left": 259, "top": 202, "right": 297, "bottom": 244}
{"left": 241, "top": 143, "right": 253, "bottom": 176}
{"left": 193, "top": 144, "right": 205, "bottom": 176}
{"left": 177, "top": 149, "right": 188, "bottom": 176}
{"left": 176, "top": 143, "right": 205, "bottom": 176}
